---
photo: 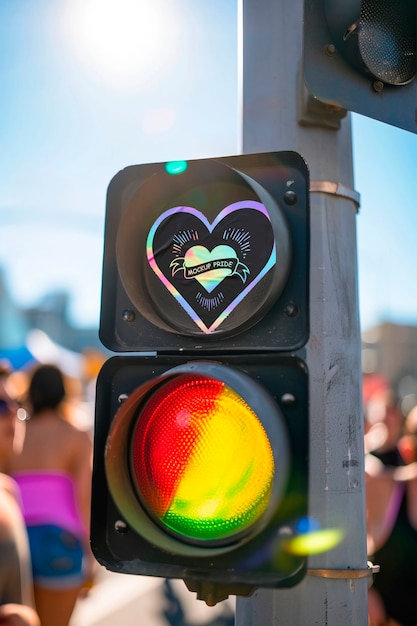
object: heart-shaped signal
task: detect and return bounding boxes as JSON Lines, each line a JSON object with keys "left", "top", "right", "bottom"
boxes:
{"left": 146, "top": 201, "right": 276, "bottom": 333}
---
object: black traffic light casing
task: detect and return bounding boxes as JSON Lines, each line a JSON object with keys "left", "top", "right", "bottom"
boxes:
{"left": 92, "top": 151, "right": 311, "bottom": 600}
{"left": 99, "top": 152, "right": 309, "bottom": 352}
{"left": 91, "top": 353, "right": 309, "bottom": 591}
{"left": 303, "top": 0, "right": 417, "bottom": 133}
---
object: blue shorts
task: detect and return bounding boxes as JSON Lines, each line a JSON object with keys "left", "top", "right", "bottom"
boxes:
{"left": 27, "top": 524, "right": 85, "bottom": 589}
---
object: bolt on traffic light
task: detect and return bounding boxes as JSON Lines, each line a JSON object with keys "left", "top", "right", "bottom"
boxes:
{"left": 92, "top": 152, "right": 314, "bottom": 604}
{"left": 303, "top": 0, "right": 417, "bottom": 133}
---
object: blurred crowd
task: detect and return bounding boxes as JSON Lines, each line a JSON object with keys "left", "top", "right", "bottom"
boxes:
{"left": 0, "top": 359, "right": 416, "bottom": 626}
{"left": 364, "top": 374, "right": 417, "bottom": 626}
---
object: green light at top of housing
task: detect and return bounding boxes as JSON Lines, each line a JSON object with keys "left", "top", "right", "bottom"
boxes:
{"left": 164, "top": 160, "right": 188, "bottom": 175}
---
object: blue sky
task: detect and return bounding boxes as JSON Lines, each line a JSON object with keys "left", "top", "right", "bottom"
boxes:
{"left": 0, "top": 0, "right": 416, "bottom": 334}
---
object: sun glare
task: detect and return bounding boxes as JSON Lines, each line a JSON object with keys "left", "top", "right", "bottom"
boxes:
{"left": 64, "top": 0, "right": 181, "bottom": 90}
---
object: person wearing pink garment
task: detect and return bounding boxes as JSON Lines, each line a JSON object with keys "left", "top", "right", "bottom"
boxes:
{"left": 9, "top": 364, "right": 94, "bottom": 626}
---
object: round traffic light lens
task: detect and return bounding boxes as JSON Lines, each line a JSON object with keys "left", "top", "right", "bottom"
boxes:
{"left": 359, "top": 0, "right": 416, "bottom": 85}
{"left": 130, "top": 373, "right": 274, "bottom": 543}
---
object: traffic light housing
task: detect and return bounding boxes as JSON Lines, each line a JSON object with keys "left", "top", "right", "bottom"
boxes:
{"left": 92, "top": 354, "right": 309, "bottom": 603}
{"left": 99, "top": 152, "right": 309, "bottom": 352}
{"left": 92, "top": 152, "right": 313, "bottom": 603}
{"left": 303, "top": 0, "right": 417, "bottom": 133}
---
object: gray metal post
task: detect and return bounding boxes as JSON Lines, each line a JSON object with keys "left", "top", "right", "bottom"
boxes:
{"left": 235, "top": 0, "right": 368, "bottom": 624}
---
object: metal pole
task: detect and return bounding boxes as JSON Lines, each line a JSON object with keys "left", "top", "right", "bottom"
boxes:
{"left": 236, "top": 0, "right": 368, "bottom": 623}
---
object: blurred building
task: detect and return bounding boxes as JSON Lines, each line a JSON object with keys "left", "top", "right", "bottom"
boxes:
{"left": 0, "top": 269, "right": 108, "bottom": 382}
{"left": 0, "top": 269, "right": 102, "bottom": 353}
{"left": 0, "top": 268, "right": 29, "bottom": 349}
{"left": 24, "top": 290, "right": 103, "bottom": 353}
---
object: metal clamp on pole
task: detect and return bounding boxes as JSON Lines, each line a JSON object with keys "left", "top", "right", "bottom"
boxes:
{"left": 310, "top": 180, "right": 361, "bottom": 212}
{"left": 307, "top": 561, "right": 380, "bottom": 587}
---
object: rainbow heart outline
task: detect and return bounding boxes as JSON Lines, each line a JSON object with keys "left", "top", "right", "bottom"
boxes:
{"left": 146, "top": 200, "right": 276, "bottom": 333}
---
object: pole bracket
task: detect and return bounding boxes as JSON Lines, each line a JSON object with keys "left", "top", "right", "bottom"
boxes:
{"left": 307, "top": 561, "right": 380, "bottom": 586}
{"left": 310, "top": 180, "right": 361, "bottom": 211}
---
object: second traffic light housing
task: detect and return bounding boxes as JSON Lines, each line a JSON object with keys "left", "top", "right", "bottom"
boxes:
{"left": 303, "top": 0, "right": 417, "bottom": 133}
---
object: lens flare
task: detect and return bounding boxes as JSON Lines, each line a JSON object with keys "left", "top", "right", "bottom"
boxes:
{"left": 285, "top": 528, "right": 344, "bottom": 556}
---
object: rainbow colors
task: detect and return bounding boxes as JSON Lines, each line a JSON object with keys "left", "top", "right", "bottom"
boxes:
{"left": 146, "top": 201, "right": 276, "bottom": 333}
{"left": 131, "top": 374, "right": 274, "bottom": 542}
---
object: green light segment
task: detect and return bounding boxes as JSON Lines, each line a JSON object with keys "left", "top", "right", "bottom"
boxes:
{"left": 164, "top": 160, "right": 188, "bottom": 175}
{"left": 131, "top": 375, "right": 274, "bottom": 542}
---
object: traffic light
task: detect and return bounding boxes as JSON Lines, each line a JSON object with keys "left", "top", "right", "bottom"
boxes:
{"left": 92, "top": 152, "right": 313, "bottom": 604}
{"left": 99, "top": 152, "right": 309, "bottom": 352}
{"left": 303, "top": 0, "right": 417, "bottom": 133}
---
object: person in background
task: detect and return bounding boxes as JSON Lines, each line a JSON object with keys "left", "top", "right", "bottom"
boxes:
{"left": 0, "top": 362, "right": 40, "bottom": 626}
{"left": 398, "top": 404, "right": 417, "bottom": 465}
{"left": 364, "top": 378, "right": 417, "bottom": 626}
{"left": 9, "top": 364, "right": 94, "bottom": 626}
